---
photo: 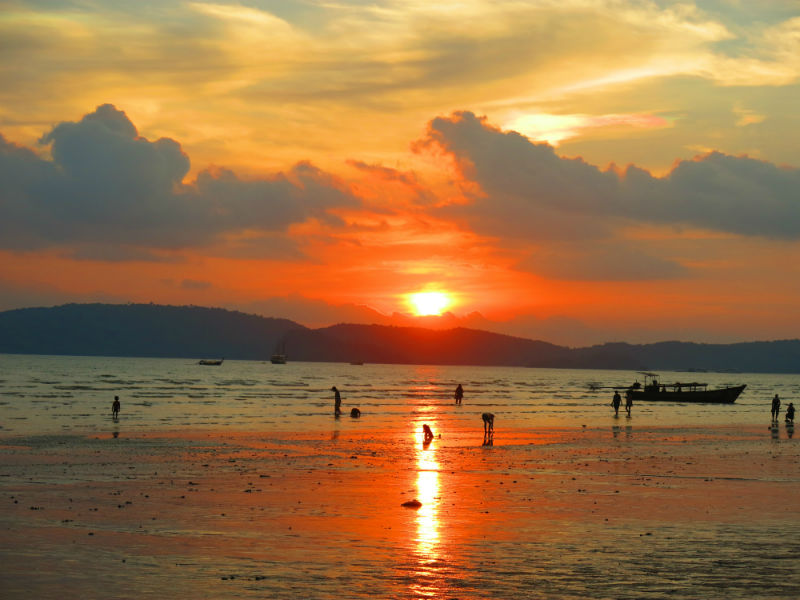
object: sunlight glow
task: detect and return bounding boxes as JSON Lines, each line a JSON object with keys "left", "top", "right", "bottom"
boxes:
{"left": 409, "top": 291, "right": 450, "bottom": 316}
{"left": 414, "top": 430, "right": 440, "bottom": 559}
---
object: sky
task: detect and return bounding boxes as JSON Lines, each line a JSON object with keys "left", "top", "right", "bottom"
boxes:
{"left": 1, "top": 0, "right": 799, "bottom": 347}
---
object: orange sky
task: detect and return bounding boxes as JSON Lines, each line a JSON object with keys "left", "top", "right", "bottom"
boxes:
{"left": 1, "top": 1, "right": 799, "bottom": 346}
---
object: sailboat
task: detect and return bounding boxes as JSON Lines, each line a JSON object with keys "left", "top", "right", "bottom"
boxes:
{"left": 270, "top": 341, "right": 287, "bottom": 364}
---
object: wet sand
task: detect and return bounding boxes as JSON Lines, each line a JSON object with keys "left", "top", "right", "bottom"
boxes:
{"left": 1, "top": 424, "right": 798, "bottom": 599}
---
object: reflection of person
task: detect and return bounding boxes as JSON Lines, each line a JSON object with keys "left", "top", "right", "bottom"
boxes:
{"left": 785, "top": 402, "right": 795, "bottom": 424}
{"left": 422, "top": 424, "right": 434, "bottom": 443}
{"left": 771, "top": 394, "right": 781, "bottom": 422}
{"left": 454, "top": 384, "right": 464, "bottom": 405}
{"left": 331, "top": 386, "right": 342, "bottom": 416}
{"left": 625, "top": 391, "right": 633, "bottom": 416}
{"left": 112, "top": 396, "right": 121, "bottom": 419}
{"left": 611, "top": 391, "right": 621, "bottom": 416}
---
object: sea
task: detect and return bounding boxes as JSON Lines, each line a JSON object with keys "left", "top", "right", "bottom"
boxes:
{"left": 1, "top": 354, "right": 799, "bottom": 599}
{"left": 0, "top": 353, "right": 797, "bottom": 436}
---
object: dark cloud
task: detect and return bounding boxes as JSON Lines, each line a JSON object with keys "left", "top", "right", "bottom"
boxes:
{"left": 0, "top": 104, "right": 360, "bottom": 253}
{"left": 421, "top": 111, "right": 800, "bottom": 240}
{"left": 66, "top": 244, "right": 182, "bottom": 263}
{"left": 629, "top": 152, "right": 800, "bottom": 239}
{"left": 415, "top": 111, "right": 800, "bottom": 280}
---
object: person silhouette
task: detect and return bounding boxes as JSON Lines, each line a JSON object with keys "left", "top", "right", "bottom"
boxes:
{"left": 771, "top": 394, "right": 781, "bottom": 422}
{"left": 482, "top": 413, "right": 494, "bottom": 446}
{"left": 454, "top": 384, "right": 464, "bottom": 405}
{"left": 785, "top": 402, "right": 795, "bottom": 424}
{"left": 331, "top": 386, "right": 342, "bottom": 416}
{"left": 112, "top": 396, "right": 121, "bottom": 419}
{"left": 611, "top": 391, "right": 621, "bottom": 416}
{"left": 422, "top": 424, "right": 434, "bottom": 444}
{"left": 625, "top": 390, "right": 633, "bottom": 416}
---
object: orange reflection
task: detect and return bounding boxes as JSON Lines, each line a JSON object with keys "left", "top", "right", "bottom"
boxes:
{"left": 410, "top": 425, "right": 442, "bottom": 597}
{"left": 415, "top": 439, "right": 440, "bottom": 554}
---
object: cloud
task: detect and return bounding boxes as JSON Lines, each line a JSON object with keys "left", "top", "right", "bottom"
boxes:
{"left": 420, "top": 111, "right": 800, "bottom": 241}
{"left": 503, "top": 112, "right": 671, "bottom": 146}
{"left": 732, "top": 105, "right": 766, "bottom": 127}
{"left": 66, "top": 244, "right": 182, "bottom": 263}
{"left": 345, "top": 160, "right": 436, "bottom": 207}
{"left": 0, "top": 104, "right": 361, "bottom": 252}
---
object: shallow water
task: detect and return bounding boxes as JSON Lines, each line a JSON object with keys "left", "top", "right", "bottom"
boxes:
{"left": 1, "top": 355, "right": 799, "bottom": 599}
{"left": 1, "top": 425, "right": 798, "bottom": 599}
{"left": 1, "top": 354, "right": 798, "bottom": 436}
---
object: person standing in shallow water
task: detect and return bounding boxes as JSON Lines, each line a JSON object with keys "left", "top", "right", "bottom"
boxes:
{"left": 112, "top": 396, "right": 120, "bottom": 419}
{"left": 331, "top": 386, "right": 342, "bottom": 416}
{"left": 611, "top": 391, "right": 621, "bottom": 416}
{"left": 454, "top": 384, "right": 463, "bottom": 405}
{"left": 625, "top": 390, "right": 633, "bottom": 416}
{"left": 771, "top": 394, "right": 781, "bottom": 422}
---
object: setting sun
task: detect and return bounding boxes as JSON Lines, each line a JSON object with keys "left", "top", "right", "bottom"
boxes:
{"left": 409, "top": 292, "right": 450, "bottom": 316}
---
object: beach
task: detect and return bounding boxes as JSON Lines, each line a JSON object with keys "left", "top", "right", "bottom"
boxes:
{"left": 1, "top": 422, "right": 798, "bottom": 599}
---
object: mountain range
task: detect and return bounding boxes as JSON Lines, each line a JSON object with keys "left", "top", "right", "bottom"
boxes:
{"left": 0, "top": 303, "right": 798, "bottom": 373}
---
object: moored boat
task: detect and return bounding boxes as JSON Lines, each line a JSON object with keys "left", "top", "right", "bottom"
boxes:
{"left": 625, "top": 372, "right": 745, "bottom": 403}
{"left": 198, "top": 358, "right": 224, "bottom": 366}
{"left": 270, "top": 340, "right": 287, "bottom": 364}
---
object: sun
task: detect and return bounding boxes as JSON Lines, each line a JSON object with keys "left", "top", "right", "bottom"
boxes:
{"left": 409, "top": 291, "right": 451, "bottom": 316}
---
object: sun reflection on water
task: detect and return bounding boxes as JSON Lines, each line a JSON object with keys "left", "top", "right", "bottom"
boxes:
{"left": 409, "top": 426, "right": 443, "bottom": 597}
{"left": 415, "top": 452, "right": 440, "bottom": 555}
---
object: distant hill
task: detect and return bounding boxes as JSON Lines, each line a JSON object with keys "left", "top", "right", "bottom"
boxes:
{"left": 309, "top": 324, "right": 572, "bottom": 367}
{"left": 582, "top": 340, "right": 800, "bottom": 374}
{"left": 1, "top": 303, "right": 798, "bottom": 373}
{"left": 0, "top": 303, "right": 304, "bottom": 360}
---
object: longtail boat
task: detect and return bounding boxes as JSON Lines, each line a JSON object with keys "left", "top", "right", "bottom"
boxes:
{"left": 624, "top": 372, "right": 745, "bottom": 403}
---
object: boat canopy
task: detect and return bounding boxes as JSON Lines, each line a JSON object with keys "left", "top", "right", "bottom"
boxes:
{"left": 635, "top": 372, "right": 709, "bottom": 392}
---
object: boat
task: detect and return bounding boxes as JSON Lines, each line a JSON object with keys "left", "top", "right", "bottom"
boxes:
{"left": 198, "top": 358, "right": 224, "bottom": 366}
{"left": 270, "top": 341, "right": 287, "bottom": 364}
{"left": 624, "top": 372, "right": 745, "bottom": 403}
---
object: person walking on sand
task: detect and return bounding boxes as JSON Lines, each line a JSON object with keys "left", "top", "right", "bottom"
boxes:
{"left": 454, "top": 384, "right": 464, "bottom": 405}
{"left": 785, "top": 402, "right": 795, "bottom": 424}
{"left": 331, "top": 386, "right": 342, "bottom": 416}
{"left": 771, "top": 394, "right": 781, "bottom": 422}
{"left": 611, "top": 391, "right": 621, "bottom": 416}
{"left": 625, "top": 390, "right": 633, "bottom": 416}
{"left": 112, "top": 395, "right": 121, "bottom": 419}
